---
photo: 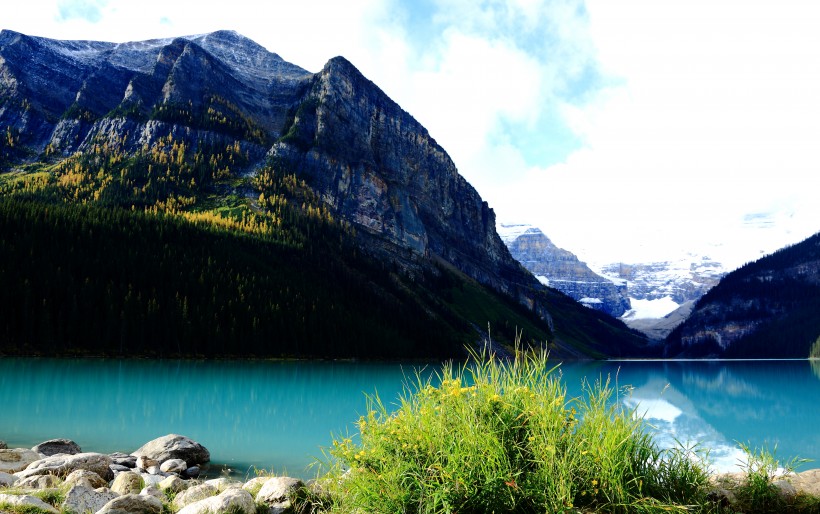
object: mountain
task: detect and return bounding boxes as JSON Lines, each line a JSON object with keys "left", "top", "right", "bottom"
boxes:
{"left": 0, "top": 30, "right": 648, "bottom": 359}
{"left": 498, "top": 224, "right": 631, "bottom": 317}
{"left": 599, "top": 256, "right": 726, "bottom": 339}
{"left": 664, "top": 231, "right": 820, "bottom": 358}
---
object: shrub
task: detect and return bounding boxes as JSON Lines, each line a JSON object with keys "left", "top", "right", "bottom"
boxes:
{"left": 318, "top": 348, "right": 710, "bottom": 513}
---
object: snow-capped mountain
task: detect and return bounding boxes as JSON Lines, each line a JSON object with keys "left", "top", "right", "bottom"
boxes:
{"left": 498, "top": 224, "right": 631, "bottom": 318}
{"left": 499, "top": 223, "right": 729, "bottom": 340}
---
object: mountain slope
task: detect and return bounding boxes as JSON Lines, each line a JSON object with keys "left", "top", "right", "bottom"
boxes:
{"left": 0, "top": 29, "right": 648, "bottom": 358}
{"left": 664, "top": 232, "right": 820, "bottom": 358}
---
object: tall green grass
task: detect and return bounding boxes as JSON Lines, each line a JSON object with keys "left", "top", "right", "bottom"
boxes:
{"left": 315, "top": 348, "right": 710, "bottom": 513}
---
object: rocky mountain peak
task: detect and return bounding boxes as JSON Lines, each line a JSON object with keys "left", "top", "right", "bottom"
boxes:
{"left": 499, "top": 223, "right": 631, "bottom": 317}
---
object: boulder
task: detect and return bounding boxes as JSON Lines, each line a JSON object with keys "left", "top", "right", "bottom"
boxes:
{"left": 158, "top": 475, "right": 189, "bottom": 493}
{"left": 159, "top": 458, "right": 187, "bottom": 473}
{"left": 140, "top": 484, "right": 165, "bottom": 501}
{"left": 256, "top": 476, "right": 305, "bottom": 512}
{"left": 0, "top": 448, "right": 40, "bottom": 473}
{"left": 242, "top": 476, "right": 270, "bottom": 496}
{"left": 15, "top": 452, "right": 113, "bottom": 480}
{"left": 177, "top": 488, "right": 256, "bottom": 514}
{"left": 111, "top": 471, "right": 144, "bottom": 495}
{"left": 97, "top": 493, "right": 163, "bottom": 514}
{"left": 62, "top": 484, "right": 119, "bottom": 514}
{"left": 140, "top": 473, "right": 165, "bottom": 487}
{"left": 204, "top": 477, "right": 242, "bottom": 492}
{"left": 32, "top": 438, "right": 82, "bottom": 457}
{"left": 0, "top": 492, "right": 59, "bottom": 513}
{"left": 110, "top": 453, "right": 138, "bottom": 468}
{"left": 64, "top": 468, "right": 108, "bottom": 489}
{"left": 184, "top": 465, "right": 201, "bottom": 478}
{"left": 131, "top": 435, "right": 210, "bottom": 466}
{"left": 15, "top": 473, "right": 62, "bottom": 489}
{"left": 0, "top": 471, "right": 17, "bottom": 487}
{"left": 135, "top": 456, "right": 158, "bottom": 471}
{"left": 0, "top": 441, "right": 6, "bottom": 449}
{"left": 789, "top": 468, "right": 820, "bottom": 497}
{"left": 172, "top": 483, "right": 218, "bottom": 510}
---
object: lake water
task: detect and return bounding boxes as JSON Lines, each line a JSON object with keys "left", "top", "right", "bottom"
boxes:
{"left": 1, "top": 358, "right": 818, "bottom": 478}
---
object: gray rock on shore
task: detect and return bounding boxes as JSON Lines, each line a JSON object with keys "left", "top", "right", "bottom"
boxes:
{"left": 177, "top": 488, "right": 256, "bottom": 514}
{"left": 131, "top": 434, "right": 210, "bottom": 466}
{"left": 62, "top": 484, "right": 119, "bottom": 514}
{"left": 14, "top": 452, "right": 113, "bottom": 480}
{"left": 32, "top": 438, "right": 82, "bottom": 456}
{"left": 0, "top": 492, "right": 59, "bottom": 513}
{"left": 0, "top": 448, "right": 40, "bottom": 473}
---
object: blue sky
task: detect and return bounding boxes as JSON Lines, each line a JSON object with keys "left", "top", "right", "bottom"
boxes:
{"left": 5, "top": 0, "right": 820, "bottom": 267}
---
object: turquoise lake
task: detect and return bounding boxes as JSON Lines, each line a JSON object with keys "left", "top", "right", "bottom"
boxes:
{"left": 1, "top": 358, "right": 818, "bottom": 478}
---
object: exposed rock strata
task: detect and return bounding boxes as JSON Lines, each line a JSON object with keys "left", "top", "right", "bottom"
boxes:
{"left": 500, "top": 225, "right": 630, "bottom": 317}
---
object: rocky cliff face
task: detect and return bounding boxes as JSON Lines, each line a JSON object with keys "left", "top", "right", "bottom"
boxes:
{"left": 499, "top": 224, "right": 630, "bottom": 317}
{"left": 268, "top": 57, "right": 538, "bottom": 301}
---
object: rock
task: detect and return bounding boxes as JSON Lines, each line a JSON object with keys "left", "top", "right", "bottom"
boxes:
{"left": 0, "top": 441, "right": 6, "bottom": 449}
{"left": 242, "top": 476, "right": 270, "bottom": 496}
{"left": 97, "top": 493, "right": 163, "bottom": 514}
{"left": 773, "top": 479, "right": 797, "bottom": 499}
{"left": 172, "top": 483, "right": 218, "bottom": 510}
{"left": 15, "top": 473, "right": 62, "bottom": 489}
{"left": 64, "top": 468, "right": 108, "bottom": 489}
{"left": 184, "top": 465, "right": 200, "bottom": 478}
{"left": 131, "top": 434, "right": 210, "bottom": 466}
{"left": 146, "top": 465, "right": 162, "bottom": 475}
{"left": 158, "top": 475, "right": 189, "bottom": 493}
{"left": 110, "top": 453, "right": 138, "bottom": 468}
{"left": 0, "top": 471, "right": 18, "bottom": 487}
{"left": 0, "top": 448, "right": 40, "bottom": 473}
{"left": 62, "top": 484, "right": 119, "bottom": 514}
{"left": 0, "top": 492, "right": 59, "bottom": 513}
{"left": 111, "top": 471, "right": 144, "bottom": 495}
{"left": 111, "top": 463, "right": 132, "bottom": 472}
{"left": 789, "top": 468, "right": 820, "bottom": 497}
{"left": 140, "top": 473, "right": 165, "bottom": 487}
{"left": 177, "top": 487, "right": 256, "bottom": 514}
{"left": 159, "top": 458, "right": 187, "bottom": 474}
{"left": 15, "top": 452, "right": 113, "bottom": 480}
{"left": 135, "top": 456, "right": 158, "bottom": 471}
{"left": 140, "top": 485, "right": 164, "bottom": 501}
{"left": 256, "top": 476, "right": 305, "bottom": 512}
{"left": 32, "top": 438, "right": 82, "bottom": 457}
{"left": 204, "top": 477, "right": 242, "bottom": 492}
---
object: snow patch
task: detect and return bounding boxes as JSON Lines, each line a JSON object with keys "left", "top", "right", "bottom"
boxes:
{"left": 496, "top": 222, "right": 534, "bottom": 244}
{"left": 621, "top": 297, "right": 680, "bottom": 320}
{"left": 535, "top": 275, "right": 549, "bottom": 286}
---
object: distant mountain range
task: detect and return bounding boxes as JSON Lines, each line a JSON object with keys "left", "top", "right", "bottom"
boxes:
{"left": 0, "top": 30, "right": 647, "bottom": 358}
{"left": 499, "top": 223, "right": 726, "bottom": 340}
{"left": 500, "top": 221, "right": 820, "bottom": 358}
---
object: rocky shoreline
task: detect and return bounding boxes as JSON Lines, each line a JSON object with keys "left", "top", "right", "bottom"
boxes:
{"left": 2, "top": 435, "right": 819, "bottom": 513}
{"left": 1, "top": 434, "right": 310, "bottom": 514}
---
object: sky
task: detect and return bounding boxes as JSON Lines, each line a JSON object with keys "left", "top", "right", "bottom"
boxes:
{"left": 5, "top": 0, "right": 820, "bottom": 269}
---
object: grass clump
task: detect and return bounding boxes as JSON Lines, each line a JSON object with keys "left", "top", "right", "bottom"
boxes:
{"left": 316, "top": 348, "right": 710, "bottom": 513}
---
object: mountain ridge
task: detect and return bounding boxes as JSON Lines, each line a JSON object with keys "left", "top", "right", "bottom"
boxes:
{"left": 0, "top": 29, "right": 648, "bottom": 358}
{"left": 664, "top": 231, "right": 820, "bottom": 358}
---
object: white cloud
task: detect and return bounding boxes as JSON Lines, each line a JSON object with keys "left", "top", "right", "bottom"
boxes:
{"left": 490, "top": 0, "right": 820, "bottom": 267}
